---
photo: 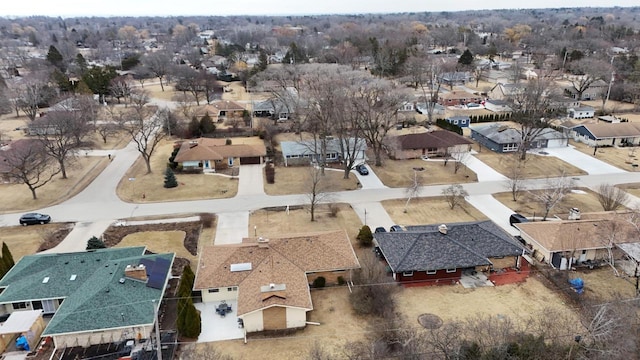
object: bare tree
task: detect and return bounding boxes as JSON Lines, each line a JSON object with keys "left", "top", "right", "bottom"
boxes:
{"left": 504, "top": 155, "right": 527, "bottom": 201}
{"left": 442, "top": 184, "right": 469, "bottom": 210}
{"left": 404, "top": 169, "right": 423, "bottom": 213}
{"left": 1, "top": 140, "right": 60, "bottom": 199}
{"left": 96, "top": 122, "right": 119, "bottom": 144}
{"left": 566, "top": 58, "right": 610, "bottom": 100}
{"left": 528, "top": 173, "right": 575, "bottom": 220}
{"left": 305, "top": 166, "right": 331, "bottom": 222}
{"left": 16, "top": 72, "right": 52, "bottom": 121}
{"left": 451, "top": 148, "right": 470, "bottom": 174}
{"left": 596, "top": 183, "right": 629, "bottom": 211}
{"left": 109, "top": 76, "right": 133, "bottom": 104}
{"left": 115, "top": 91, "right": 168, "bottom": 173}
{"left": 402, "top": 53, "right": 444, "bottom": 125}
{"left": 179, "top": 343, "right": 233, "bottom": 360}
{"left": 143, "top": 51, "right": 172, "bottom": 91}
{"left": 36, "top": 110, "right": 87, "bottom": 179}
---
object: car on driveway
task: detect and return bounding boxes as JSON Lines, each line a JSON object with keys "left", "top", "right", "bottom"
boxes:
{"left": 374, "top": 227, "right": 386, "bottom": 233}
{"left": 355, "top": 164, "right": 369, "bottom": 175}
{"left": 390, "top": 225, "right": 404, "bottom": 232}
{"left": 19, "top": 213, "right": 51, "bottom": 226}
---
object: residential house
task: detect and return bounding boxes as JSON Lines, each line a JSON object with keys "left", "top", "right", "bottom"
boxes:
{"left": 399, "top": 101, "right": 415, "bottom": 112}
{"left": 598, "top": 115, "right": 621, "bottom": 123}
{"left": 549, "top": 96, "right": 581, "bottom": 111}
{"left": 446, "top": 115, "right": 471, "bottom": 128}
{"left": 568, "top": 106, "right": 595, "bottom": 119}
{"left": 565, "top": 79, "right": 609, "bottom": 101}
{"left": 488, "top": 83, "right": 525, "bottom": 101}
{"left": 470, "top": 123, "right": 568, "bottom": 153}
{"left": 0, "top": 247, "right": 174, "bottom": 348}
{"left": 174, "top": 137, "right": 267, "bottom": 170}
{"left": 211, "top": 100, "right": 246, "bottom": 120}
{"left": 280, "top": 137, "right": 367, "bottom": 166}
{"left": 385, "top": 130, "right": 472, "bottom": 160}
{"left": 516, "top": 211, "right": 638, "bottom": 270}
{"left": 484, "top": 99, "right": 512, "bottom": 113}
{"left": 193, "top": 231, "right": 360, "bottom": 333}
{"left": 252, "top": 98, "right": 293, "bottom": 121}
{"left": 438, "top": 72, "right": 474, "bottom": 87}
{"left": 569, "top": 122, "right": 640, "bottom": 147}
{"left": 416, "top": 102, "right": 445, "bottom": 116}
{"left": 438, "top": 90, "right": 482, "bottom": 107}
{"left": 374, "top": 221, "right": 525, "bottom": 285}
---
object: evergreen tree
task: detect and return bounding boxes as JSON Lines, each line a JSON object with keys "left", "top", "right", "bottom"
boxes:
{"left": 459, "top": 49, "right": 474, "bottom": 66}
{"left": 46, "top": 45, "right": 64, "bottom": 70}
{"left": 188, "top": 117, "right": 201, "bottom": 138}
{"left": 164, "top": 167, "right": 178, "bottom": 188}
{"left": 75, "top": 53, "right": 88, "bottom": 75}
{"left": 177, "top": 265, "right": 201, "bottom": 338}
{"left": 86, "top": 236, "right": 106, "bottom": 250}
{"left": 356, "top": 225, "right": 373, "bottom": 247}
{"left": 199, "top": 113, "right": 215, "bottom": 135}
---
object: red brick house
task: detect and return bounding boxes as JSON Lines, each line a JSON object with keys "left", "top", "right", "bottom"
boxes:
{"left": 438, "top": 90, "right": 482, "bottom": 106}
{"left": 385, "top": 130, "right": 473, "bottom": 160}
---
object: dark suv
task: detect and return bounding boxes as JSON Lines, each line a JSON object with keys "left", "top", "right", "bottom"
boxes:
{"left": 509, "top": 213, "right": 528, "bottom": 227}
{"left": 19, "top": 213, "right": 51, "bottom": 226}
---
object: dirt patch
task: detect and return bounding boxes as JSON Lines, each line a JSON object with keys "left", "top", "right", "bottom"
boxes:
{"left": 36, "top": 224, "right": 75, "bottom": 252}
{"left": 102, "top": 221, "right": 201, "bottom": 258}
{"left": 381, "top": 197, "right": 487, "bottom": 226}
{"left": 418, "top": 313, "right": 443, "bottom": 329}
{"left": 493, "top": 188, "right": 608, "bottom": 218}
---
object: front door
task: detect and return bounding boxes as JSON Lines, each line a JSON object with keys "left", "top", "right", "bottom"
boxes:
{"left": 228, "top": 158, "right": 234, "bottom": 166}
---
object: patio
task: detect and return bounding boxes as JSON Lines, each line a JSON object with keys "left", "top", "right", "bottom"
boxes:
{"left": 194, "top": 300, "right": 245, "bottom": 342}
{"left": 459, "top": 270, "right": 494, "bottom": 288}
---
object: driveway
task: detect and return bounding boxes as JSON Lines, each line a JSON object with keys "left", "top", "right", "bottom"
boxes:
{"left": 42, "top": 220, "right": 115, "bottom": 253}
{"left": 465, "top": 194, "right": 519, "bottom": 236}
{"left": 351, "top": 202, "right": 396, "bottom": 230}
{"left": 237, "top": 164, "right": 265, "bottom": 196}
{"left": 542, "top": 146, "right": 626, "bottom": 175}
{"left": 353, "top": 165, "right": 387, "bottom": 189}
{"left": 465, "top": 153, "right": 508, "bottom": 182}
{"left": 214, "top": 212, "right": 249, "bottom": 244}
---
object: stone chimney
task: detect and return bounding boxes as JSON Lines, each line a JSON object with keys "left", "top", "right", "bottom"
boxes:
{"left": 438, "top": 224, "right": 448, "bottom": 235}
{"left": 124, "top": 264, "right": 147, "bottom": 282}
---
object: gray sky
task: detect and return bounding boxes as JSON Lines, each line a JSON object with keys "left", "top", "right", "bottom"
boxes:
{"left": 1, "top": 0, "right": 638, "bottom": 17}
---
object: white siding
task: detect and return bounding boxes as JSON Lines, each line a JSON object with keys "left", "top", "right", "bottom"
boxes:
{"left": 286, "top": 308, "right": 307, "bottom": 328}
{"left": 53, "top": 325, "right": 152, "bottom": 348}
{"left": 201, "top": 287, "right": 238, "bottom": 303}
{"left": 242, "top": 311, "right": 264, "bottom": 332}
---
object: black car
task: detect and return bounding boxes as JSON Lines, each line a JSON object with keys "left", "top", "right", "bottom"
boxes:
{"left": 509, "top": 213, "right": 529, "bottom": 227}
{"left": 390, "top": 225, "right": 404, "bottom": 232}
{"left": 374, "top": 227, "right": 386, "bottom": 233}
{"left": 19, "top": 213, "right": 51, "bottom": 226}
{"left": 355, "top": 164, "right": 369, "bottom": 175}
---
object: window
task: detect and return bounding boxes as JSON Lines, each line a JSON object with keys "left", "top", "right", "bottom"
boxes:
{"left": 227, "top": 287, "right": 238, "bottom": 292}
{"left": 426, "top": 270, "right": 437, "bottom": 275}
{"left": 446, "top": 268, "right": 456, "bottom": 273}
{"left": 208, "top": 289, "right": 220, "bottom": 293}
{"left": 12, "top": 302, "right": 27, "bottom": 310}
{"left": 503, "top": 143, "right": 518, "bottom": 152}
{"left": 402, "top": 271, "right": 414, "bottom": 277}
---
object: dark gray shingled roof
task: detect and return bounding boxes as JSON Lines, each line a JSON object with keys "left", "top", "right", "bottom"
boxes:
{"left": 375, "top": 221, "right": 524, "bottom": 273}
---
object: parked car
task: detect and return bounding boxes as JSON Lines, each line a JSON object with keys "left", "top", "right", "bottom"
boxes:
{"left": 19, "top": 213, "right": 51, "bottom": 226}
{"left": 509, "top": 213, "right": 528, "bottom": 227}
{"left": 374, "top": 227, "right": 386, "bottom": 233}
{"left": 355, "top": 164, "right": 369, "bottom": 175}
{"left": 390, "top": 225, "right": 404, "bottom": 232}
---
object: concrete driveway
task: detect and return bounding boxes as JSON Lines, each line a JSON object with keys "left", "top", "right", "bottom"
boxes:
{"left": 465, "top": 153, "right": 508, "bottom": 182}
{"left": 237, "top": 164, "right": 265, "bottom": 196}
{"left": 351, "top": 202, "right": 396, "bottom": 230}
{"left": 214, "top": 212, "right": 249, "bottom": 244}
{"left": 466, "top": 194, "right": 519, "bottom": 236}
{"left": 353, "top": 165, "right": 386, "bottom": 189}
{"left": 542, "top": 146, "right": 626, "bottom": 175}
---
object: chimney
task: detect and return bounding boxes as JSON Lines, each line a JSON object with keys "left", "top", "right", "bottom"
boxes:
{"left": 257, "top": 237, "right": 269, "bottom": 248}
{"left": 124, "top": 264, "right": 148, "bottom": 282}
{"left": 438, "top": 224, "right": 448, "bottom": 235}
{"left": 269, "top": 283, "right": 275, "bottom": 289}
{"left": 568, "top": 208, "right": 581, "bottom": 220}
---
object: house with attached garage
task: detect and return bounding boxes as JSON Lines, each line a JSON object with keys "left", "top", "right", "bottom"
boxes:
{"left": 438, "top": 90, "right": 482, "bottom": 107}
{"left": 484, "top": 99, "right": 512, "bottom": 113}
{"left": 0, "top": 247, "right": 174, "bottom": 349}
{"left": 567, "top": 106, "right": 595, "bottom": 119}
{"left": 569, "top": 122, "right": 640, "bottom": 147}
{"left": 385, "top": 130, "right": 472, "bottom": 160}
{"left": 515, "top": 211, "right": 639, "bottom": 270}
{"left": 470, "top": 123, "right": 568, "bottom": 153}
{"left": 193, "top": 231, "right": 360, "bottom": 333}
{"left": 373, "top": 221, "right": 525, "bottom": 286}
{"left": 173, "top": 137, "right": 267, "bottom": 171}
{"left": 280, "top": 137, "right": 367, "bottom": 167}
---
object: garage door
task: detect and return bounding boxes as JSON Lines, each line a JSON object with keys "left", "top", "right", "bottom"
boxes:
{"left": 240, "top": 156, "right": 261, "bottom": 165}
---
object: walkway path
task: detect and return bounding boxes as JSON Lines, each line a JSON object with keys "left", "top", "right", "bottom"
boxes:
{"left": 465, "top": 152, "right": 508, "bottom": 182}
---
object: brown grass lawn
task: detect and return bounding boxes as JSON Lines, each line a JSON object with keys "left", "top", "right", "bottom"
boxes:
{"left": 144, "top": 83, "right": 178, "bottom": 101}
{"left": 0, "top": 157, "right": 109, "bottom": 213}
{"left": 0, "top": 225, "right": 69, "bottom": 261}
{"left": 616, "top": 183, "right": 640, "bottom": 198}
{"left": 373, "top": 158, "right": 478, "bottom": 188}
{"left": 474, "top": 151, "right": 587, "bottom": 178}
{"left": 0, "top": 114, "right": 29, "bottom": 142}
{"left": 115, "top": 231, "right": 197, "bottom": 264}
{"left": 116, "top": 140, "right": 238, "bottom": 203}
{"left": 493, "top": 188, "right": 607, "bottom": 218}
{"left": 249, "top": 204, "right": 362, "bottom": 245}
{"left": 575, "top": 267, "right": 637, "bottom": 301}
{"left": 264, "top": 167, "right": 360, "bottom": 195}
{"left": 381, "top": 197, "right": 488, "bottom": 226}
{"left": 205, "top": 287, "right": 367, "bottom": 359}
{"left": 569, "top": 140, "right": 637, "bottom": 171}
{"left": 84, "top": 130, "right": 130, "bottom": 151}
{"left": 581, "top": 99, "right": 637, "bottom": 113}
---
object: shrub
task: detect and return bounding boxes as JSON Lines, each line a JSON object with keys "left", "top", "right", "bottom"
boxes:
{"left": 225, "top": 138, "right": 232, "bottom": 145}
{"left": 265, "top": 163, "right": 275, "bottom": 184}
{"left": 199, "top": 213, "right": 215, "bottom": 228}
{"left": 86, "top": 236, "right": 106, "bottom": 250}
{"left": 328, "top": 203, "right": 339, "bottom": 217}
{"left": 356, "top": 225, "right": 373, "bottom": 247}
{"left": 312, "top": 276, "right": 326, "bottom": 288}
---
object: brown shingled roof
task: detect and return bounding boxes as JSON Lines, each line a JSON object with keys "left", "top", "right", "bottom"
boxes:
{"left": 194, "top": 230, "right": 360, "bottom": 316}
{"left": 173, "top": 137, "right": 266, "bottom": 162}
{"left": 396, "top": 130, "right": 472, "bottom": 150}
{"left": 578, "top": 123, "right": 640, "bottom": 139}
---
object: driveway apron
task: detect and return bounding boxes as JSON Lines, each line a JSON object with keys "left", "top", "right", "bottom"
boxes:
{"left": 237, "top": 164, "right": 265, "bottom": 196}
{"left": 215, "top": 212, "right": 249, "bottom": 244}
{"left": 466, "top": 194, "right": 520, "bottom": 236}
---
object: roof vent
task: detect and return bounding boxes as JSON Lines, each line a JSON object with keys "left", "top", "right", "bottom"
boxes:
{"left": 257, "top": 237, "right": 269, "bottom": 248}
{"left": 438, "top": 224, "right": 448, "bottom": 235}
{"left": 42, "top": 277, "right": 50, "bottom": 284}
{"left": 119, "top": 278, "right": 126, "bottom": 284}
{"left": 569, "top": 207, "right": 581, "bottom": 220}
{"left": 70, "top": 274, "right": 77, "bottom": 281}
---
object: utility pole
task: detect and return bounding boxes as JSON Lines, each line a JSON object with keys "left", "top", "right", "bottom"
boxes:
{"left": 153, "top": 300, "right": 163, "bottom": 360}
